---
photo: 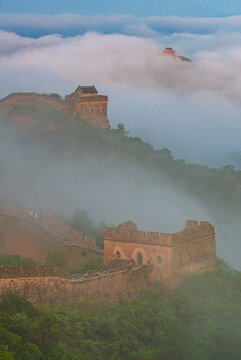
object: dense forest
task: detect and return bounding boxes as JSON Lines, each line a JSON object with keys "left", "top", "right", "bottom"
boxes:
{"left": 0, "top": 260, "right": 240, "bottom": 360}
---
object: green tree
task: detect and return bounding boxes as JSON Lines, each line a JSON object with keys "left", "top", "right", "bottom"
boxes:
{"left": 17, "top": 342, "right": 43, "bottom": 360}
{"left": 46, "top": 341, "right": 85, "bottom": 360}
{"left": 0, "top": 345, "right": 15, "bottom": 360}
{"left": 46, "top": 250, "right": 64, "bottom": 266}
{"left": 70, "top": 209, "right": 94, "bottom": 235}
{"left": 116, "top": 123, "right": 129, "bottom": 136}
{"left": 0, "top": 293, "right": 37, "bottom": 317}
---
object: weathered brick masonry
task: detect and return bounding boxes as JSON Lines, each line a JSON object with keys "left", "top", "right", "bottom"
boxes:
{"left": 0, "top": 215, "right": 217, "bottom": 303}
{"left": 0, "top": 205, "right": 102, "bottom": 265}
{"left": 0, "top": 264, "right": 152, "bottom": 304}
{"left": 0, "top": 85, "right": 109, "bottom": 128}
{"left": 104, "top": 220, "right": 216, "bottom": 284}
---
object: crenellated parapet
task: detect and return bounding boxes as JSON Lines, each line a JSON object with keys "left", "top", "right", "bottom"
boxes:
{"left": 104, "top": 220, "right": 215, "bottom": 248}
{"left": 104, "top": 219, "right": 216, "bottom": 283}
{"left": 171, "top": 220, "right": 215, "bottom": 245}
{"left": 104, "top": 227, "right": 172, "bottom": 246}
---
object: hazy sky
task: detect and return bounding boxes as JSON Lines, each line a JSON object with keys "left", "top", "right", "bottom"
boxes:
{"left": 0, "top": 0, "right": 241, "bottom": 17}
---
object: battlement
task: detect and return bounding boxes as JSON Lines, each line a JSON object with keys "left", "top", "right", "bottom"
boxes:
{"left": 104, "top": 220, "right": 215, "bottom": 247}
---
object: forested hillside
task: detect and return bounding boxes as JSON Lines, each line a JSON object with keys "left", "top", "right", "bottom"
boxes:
{"left": 0, "top": 260, "right": 240, "bottom": 360}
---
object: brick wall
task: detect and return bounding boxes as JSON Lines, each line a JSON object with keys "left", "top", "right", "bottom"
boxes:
{"left": 0, "top": 264, "right": 153, "bottom": 304}
{"left": 0, "top": 90, "right": 109, "bottom": 128}
{"left": 0, "top": 266, "right": 69, "bottom": 279}
{"left": 104, "top": 221, "right": 216, "bottom": 282}
{"left": 0, "top": 205, "right": 102, "bottom": 265}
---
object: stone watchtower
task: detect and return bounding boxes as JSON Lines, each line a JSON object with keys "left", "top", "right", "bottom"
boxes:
{"left": 65, "top": 86, "right": 109, "bottom": 128}
{"left": 104, "top": 220, "right": 216, "bottom": 284}
{"left": 162, "top": 47, "right": 191, "bottom": 62}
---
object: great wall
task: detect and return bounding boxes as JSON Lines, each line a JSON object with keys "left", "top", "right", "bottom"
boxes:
{"left": 0, "top": 85, "right": 110, "bottom": 128}
{"left": 0, "top": 204, "right": 102, "bottom": 263}
{"left": 0, "top": 204, "right": 217, "bottom": 304}
{"left": 0, "top": 48, "right": 189, "bottom": 132}
{"left": 0, "top": 74, "right": 217, "bottom": 304}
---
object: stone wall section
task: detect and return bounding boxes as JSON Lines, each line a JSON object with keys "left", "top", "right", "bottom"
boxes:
{"left": 104, "top": 220, "right": 215, "bottom": 247}
{"left": 0, "top": 264, "right": 152, "bottom": 304}
{"left": 104, "top": 240, "right": 173, "bottom": 279}
{"left": 0, "top": 265, "right": 69, "bottom": 279}
{"left": 104, "top": 220, "right": 216, "bottom": 282}
{"left": 0, "top": 205, "right": 102, "bottom": 265}
{"left": 0, "top": 88, "right": 109, "bottom": 128}
{"left": 0, "top": 93, "right": 63, "bottom": 109}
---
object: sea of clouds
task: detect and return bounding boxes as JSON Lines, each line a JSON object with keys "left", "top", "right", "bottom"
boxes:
{"left": 1, "top": 14, "right": 241, "bottom": 162}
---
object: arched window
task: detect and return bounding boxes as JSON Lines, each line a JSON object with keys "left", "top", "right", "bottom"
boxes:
{"left": 157, "top": 255, "right": 162, "bottom": 263}
{"left": 116, "top": 251, "right": 121, "bottom": 259}
{"left": 137, "top": 252, "right": 143, "bottom": 265}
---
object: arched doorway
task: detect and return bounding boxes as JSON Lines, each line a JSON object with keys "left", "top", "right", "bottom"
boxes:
{"left": 116, "top": 251, "right": 121, "bottom": 259}
{"left": 137, "top": 252, "right": 143, "bottom": 265}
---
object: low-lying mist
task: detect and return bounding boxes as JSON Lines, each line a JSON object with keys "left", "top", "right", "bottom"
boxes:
{"left": 0, "top": 27, "right": 241, "bottom": 268}
{"left": 0, "top": 115, "right": 240, "bottom": 269}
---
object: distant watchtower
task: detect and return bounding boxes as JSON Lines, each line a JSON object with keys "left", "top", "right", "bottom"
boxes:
{"left": 162, "top": 47, "right": 191, "bottom": 62}
{"left": 163, "top": 47, "right": 176, "bottom": 57}
{"left": 65, "top": 86, "right": 109, "bottom": 128}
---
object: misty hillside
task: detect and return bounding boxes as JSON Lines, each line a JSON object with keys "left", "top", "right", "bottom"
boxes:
{"left": 0, "top": 102, "right": 241, "bottom": 269}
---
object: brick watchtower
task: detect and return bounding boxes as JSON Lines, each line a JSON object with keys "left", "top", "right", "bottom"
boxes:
{"left": 104, "top": 220, "right": 216, "bottom": 283}
{"left": 65, "top": 86, "right": 109, "bottom": 128}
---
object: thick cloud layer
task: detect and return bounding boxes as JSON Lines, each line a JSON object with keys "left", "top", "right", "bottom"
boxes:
{"left": 1, "top": 31, "right": 241, "bottom": 100}
{"left": 1, "top": 29, "right": 241, "bottom": 161}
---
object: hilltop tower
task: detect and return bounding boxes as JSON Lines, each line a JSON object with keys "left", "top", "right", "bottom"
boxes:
{"left": 65, "top": 86, "right": 109, "bottom": 128}
{"left": 162, "top": 47, "right": 191, "bottom": 62}
{"left": 0, "top": 85, "right": 110, "bottom": 129}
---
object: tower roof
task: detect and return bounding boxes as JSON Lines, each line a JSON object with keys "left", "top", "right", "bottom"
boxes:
{"left": 76, "top": 85, "right": 98, "bottom": 95}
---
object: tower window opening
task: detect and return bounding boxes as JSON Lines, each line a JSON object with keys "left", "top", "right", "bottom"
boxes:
{"left": 157, "top": 255, "right": 162, "bottom": 263}
{"left": 137, "top": 252, "right": 143, "bottom": 265}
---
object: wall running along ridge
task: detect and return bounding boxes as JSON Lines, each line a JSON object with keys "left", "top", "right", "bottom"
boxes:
{"left": 0, "top": 264, "right": 152, "bottom": 304}
{"left": 0, "top": 86, "right": 109, "bottom": 128}
{"left": 0, "top": 204, "right": 102, "bottom": 265}
{"left": 0, "top": 206, "right": 216, "bottom": 302}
